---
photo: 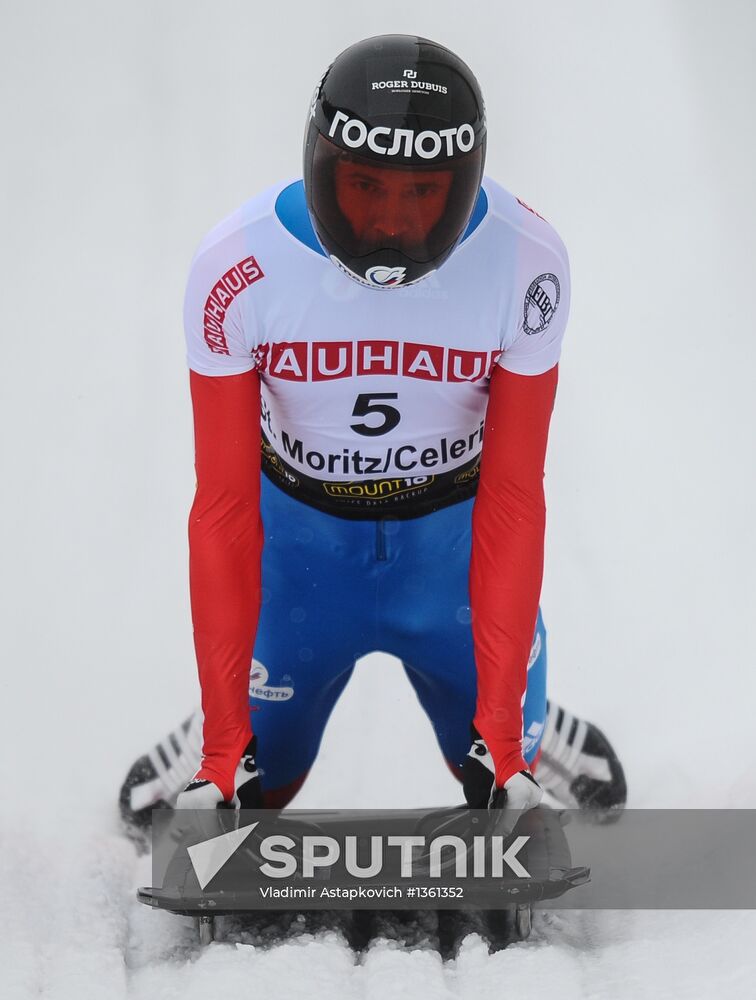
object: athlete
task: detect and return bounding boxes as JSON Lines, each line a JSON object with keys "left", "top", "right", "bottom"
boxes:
{"left": 120, "top": 34, "right": 626, "bottom": 832}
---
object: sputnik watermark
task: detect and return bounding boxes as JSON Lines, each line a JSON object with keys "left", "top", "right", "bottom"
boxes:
{"left": 261, "top": 833, "right": 531, "bottom": 879}
{"left": 187, "top": 823, "right": 531, "bottom": 890}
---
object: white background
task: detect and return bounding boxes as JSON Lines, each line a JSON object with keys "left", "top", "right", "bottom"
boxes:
{"left": 1, "top": 2, "right": 755, "bottom": 996}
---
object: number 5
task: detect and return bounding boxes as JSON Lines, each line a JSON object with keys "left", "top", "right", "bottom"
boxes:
{"left": 350, "top": 393, "right": 401, "bottom": 437}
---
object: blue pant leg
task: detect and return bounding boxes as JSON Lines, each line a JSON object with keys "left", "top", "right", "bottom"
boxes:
{"left": 250, "top": 478, "right": 378, "bottom": 793}
{"left": 400, "top": 612, "right": 548, "bottom": 771}
{"left": 378, "top": 500, "right": 548, "bottom": 773}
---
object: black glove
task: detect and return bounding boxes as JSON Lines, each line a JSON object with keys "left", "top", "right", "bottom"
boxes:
{"left": 236, "top": 735, "right": 264, "bottom": 809}
{"left": 462, "top": 725, "right": 542, "bottom": 812}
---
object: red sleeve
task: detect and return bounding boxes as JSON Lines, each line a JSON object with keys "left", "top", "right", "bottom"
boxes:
{"left": 188, "top": 368, "right": 263, "bottom": 801}
{"left": 470, "top": 363, "right": 558, "bottom": 787}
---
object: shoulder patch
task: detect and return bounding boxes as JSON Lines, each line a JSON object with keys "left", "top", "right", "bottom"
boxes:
{"left": 523, "top": 273, "right": 561, "bottom": 337}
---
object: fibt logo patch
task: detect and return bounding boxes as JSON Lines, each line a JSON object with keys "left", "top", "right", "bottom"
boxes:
{"left": 523, "top": 273, "right": 560, "bottom": 336}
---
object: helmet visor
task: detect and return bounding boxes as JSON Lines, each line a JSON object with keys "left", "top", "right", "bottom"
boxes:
{"left": 309, "top": 135, "right": 483, "bottom": 264}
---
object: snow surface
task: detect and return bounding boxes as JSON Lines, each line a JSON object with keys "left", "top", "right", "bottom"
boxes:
{"left": 1, "top": 1, "right": 755, "bottom": 997}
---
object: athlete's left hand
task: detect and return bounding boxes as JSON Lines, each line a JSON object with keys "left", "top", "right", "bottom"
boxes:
{"left": 176, "top": 735, "right": 263, "bottom": 810}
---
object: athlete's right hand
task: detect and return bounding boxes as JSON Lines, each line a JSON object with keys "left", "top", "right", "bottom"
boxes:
{"left": 463, "top": 727, "right": 542, "bottom": 834}
{"left": 176, "top": 736, "right": 263, "bottom": 810}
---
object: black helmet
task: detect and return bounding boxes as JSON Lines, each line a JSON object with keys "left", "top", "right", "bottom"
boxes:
{"left": 304, "top": 34, "right": 486, "bottom": 288}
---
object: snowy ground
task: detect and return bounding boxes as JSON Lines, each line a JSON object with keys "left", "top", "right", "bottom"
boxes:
{"left": 4, "top": 654, "right": 756, "bottom": 999}
{"left": 4, "top": 813, "right": 756, "bottom": 1000}
{"left": 2, "top": 1, "right": 755, "bottom": 997}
